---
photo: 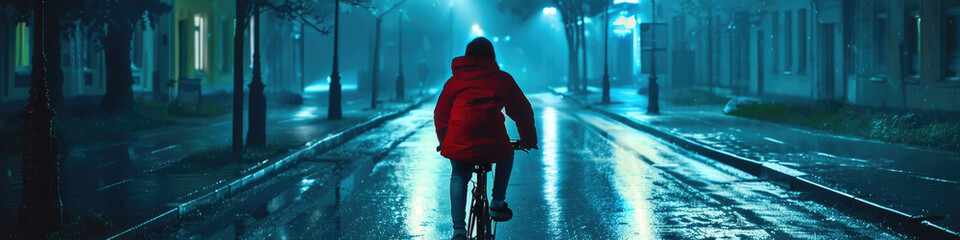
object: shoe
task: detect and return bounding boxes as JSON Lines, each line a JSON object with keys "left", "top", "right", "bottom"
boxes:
{"left": 451, "top": 233, "right": 467, "bottom": 240}
{"left": 489, "top": 202, "right": 513, "bottom": 221}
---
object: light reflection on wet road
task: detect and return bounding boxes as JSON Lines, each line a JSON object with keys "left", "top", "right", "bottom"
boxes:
{"left": 187, "top": 93, "right": 900, "bottom": 239}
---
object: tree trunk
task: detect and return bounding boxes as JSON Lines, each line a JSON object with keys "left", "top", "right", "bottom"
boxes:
{"left": 100, "top": 23, "right": 135, "bottom": 114}
{"left": 232, "top": 0, "right": 246, "bottom": 153}
{"left": 44, "top": 9, "right": 64, "bottom": 110}
{"left": 579, "top": 11, "right": 588, "bottom": 92}
{"left": 565, "top": 24, "right": 579, "bottom": 92}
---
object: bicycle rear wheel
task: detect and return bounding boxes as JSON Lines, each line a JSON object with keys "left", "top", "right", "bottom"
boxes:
{"left": 467, "top": 175, "right": 493, "bottom": 239}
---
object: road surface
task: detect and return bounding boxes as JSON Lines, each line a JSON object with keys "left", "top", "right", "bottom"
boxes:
{"left": 170, "top": 92, "right": 900, "bottom": 239}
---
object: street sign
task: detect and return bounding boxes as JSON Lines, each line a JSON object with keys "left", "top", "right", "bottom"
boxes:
{"left": 639, "top": 22, "right": 667, "bottom": 48}
{"left": 639, "top": 23, "right": 667, "bottom": 74}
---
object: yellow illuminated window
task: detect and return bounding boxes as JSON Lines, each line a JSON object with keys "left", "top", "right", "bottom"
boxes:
{"left": 14, "top": 22, "right": 31, "bottom": 71}
{"left": 194, "top": 14, "right": 207, "bottom": 71}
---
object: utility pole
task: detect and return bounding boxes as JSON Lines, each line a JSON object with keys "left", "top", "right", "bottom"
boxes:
{"left": 396, "top": 9, "right": 404, "bottom": 101}
{"left": 371, "top": 16, "right": 382, "bottom": 109}
{"left": 19, "top": 0, "right": 63, "bottom": 237}
{"left": 602, "top": 0, "right": 610, "bottom": 104}
{"left": 247, "top": 4, "right": 266, "bottom": 146}
{"left": 647, "top": 0, "right": 660, "bottom": 114}
{"left": 329, "top": 0, "right": 342, "bottom": 119}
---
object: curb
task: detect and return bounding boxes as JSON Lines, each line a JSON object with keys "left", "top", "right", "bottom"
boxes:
{"left": 549, "top": 90, "right": 960, "bottom": 239}
{"left": 106, "top": 96, "right": 434, "bottom": 240}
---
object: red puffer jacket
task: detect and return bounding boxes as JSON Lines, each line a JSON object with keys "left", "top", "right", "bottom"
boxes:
{"left": 434, "top": 56, "right": 537, "bottom": 163}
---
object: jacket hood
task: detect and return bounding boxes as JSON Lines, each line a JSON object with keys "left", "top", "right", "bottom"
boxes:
{"left": 451, "top": 55, "right": 499, "bottom": 81}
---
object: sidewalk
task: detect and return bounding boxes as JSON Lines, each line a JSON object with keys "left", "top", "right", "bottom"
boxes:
{"left": 555, "top": 87, "right": 960, "bottom": 234}
{"left": 0, "top": 88, "right": 434, "bottom": 238}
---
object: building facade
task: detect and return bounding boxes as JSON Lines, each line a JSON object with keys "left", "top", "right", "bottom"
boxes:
{"left": 1, "top": 0, "right": 302, "bottom": 104}
{"left": 658, "top": 0, "right": 960, "bottom": 111}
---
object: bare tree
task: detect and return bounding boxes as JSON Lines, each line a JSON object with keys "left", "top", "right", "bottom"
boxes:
{"left": 356, "top": 0, "right": 407, "bottom": 109}
{"left": 497, "top": 0, "right": 605, "bottom": 92}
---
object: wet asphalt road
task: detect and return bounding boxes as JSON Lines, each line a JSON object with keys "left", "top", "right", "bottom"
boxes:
{"left": 179, "top": 93, "right": 900, "bottom": 239}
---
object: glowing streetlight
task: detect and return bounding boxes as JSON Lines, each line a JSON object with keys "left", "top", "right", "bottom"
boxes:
{"left": 542, "top": 7, "right": 557, "bottom": 15}
{"left": 471, "top": 24, "right": 484, "bottom": 36}
{"left": 613, "top": 15, "right": 636, "bottom": 30}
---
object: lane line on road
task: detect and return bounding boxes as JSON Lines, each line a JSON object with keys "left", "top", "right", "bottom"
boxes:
{"left": 150, "top": 144, "right": 179, "bottom": 154}
{"left": 98, "top": 178, "right": 133, "bottom": 191}
{"left": 763, "top": 137, "right": 785, "bottom": 145}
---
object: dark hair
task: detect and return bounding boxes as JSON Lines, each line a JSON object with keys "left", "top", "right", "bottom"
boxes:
{"left": 465, "top": 37, "right": 496, "bottom": 61}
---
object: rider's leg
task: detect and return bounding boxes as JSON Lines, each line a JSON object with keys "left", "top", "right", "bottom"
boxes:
{"left": 449, "top": 160, "right": 473, "bottom": 236}
{"left": 491, "top": 153, "right": 514, "bottom": 206}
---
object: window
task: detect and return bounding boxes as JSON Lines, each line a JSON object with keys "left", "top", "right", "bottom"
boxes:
{"left": 771, "top": 11, "right": 779, "bottom": 73}
{"left": 1, "top": 25, "right": 7, "bottom": 95}
{"left": 221, "top": 18, "right": 231, "bottom": 73}
{"left": 905, "top": 13, "right": 920, "bottom": 77}
{"left": 14, "top": 22, "right": 31, "bottom": 89}
{"left": 734, "top": 12, "right": 749, "bottom": 80}
{"left": 194, "top": 14, "right": 207, "bottom": 72}
{"left": 132, "top": 27, "right": 144, "bottom": 69}
{"left": 249, "top": 18, "right": 255, "bottom": 69}
{"left": 875, "top": 13, "right": 888, "bottom": 76}
{"left": 712, "top": 15, "right": 721, "bottom": 78}
{"left": 945, "top": 10, "right": 960, "bottom": 79}
{"left": 783, "top": 11, "right": 793, "bottom": 73}
{"left": 14, "top": 22, "right": 31, "bottom": 73}
{"left": 797, "top": 9, "right": 807, "bottom": 73}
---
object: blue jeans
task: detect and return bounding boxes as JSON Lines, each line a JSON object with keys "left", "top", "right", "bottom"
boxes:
{"left": 449, "top": 155, "right": 514, "bottom": 233}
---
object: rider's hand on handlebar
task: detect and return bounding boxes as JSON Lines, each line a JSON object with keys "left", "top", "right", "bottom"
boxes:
{"left": 520, "top": 141, "right": 538, "bottom": 151}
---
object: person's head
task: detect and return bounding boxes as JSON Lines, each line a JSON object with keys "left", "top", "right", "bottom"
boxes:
{"left": 465, "top": 37, "right": 495, "bottom": 61}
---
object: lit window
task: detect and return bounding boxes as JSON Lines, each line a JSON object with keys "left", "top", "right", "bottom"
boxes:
{"left": 14, "top": 22, "right": 31, "bottom": 72}
{"left": 194, "top": 14, "right": 207, "bottom": 71}
{"left": 905, "top": 13, "right": 920, "bottom": 77}
{"left": 250, "top": 18, "right": 255, "bottom": 69}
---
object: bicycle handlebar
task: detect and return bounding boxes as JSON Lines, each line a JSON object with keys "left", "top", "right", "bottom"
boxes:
{"left": 510, "top": 139, "right": 529, "bottom": 153}
{"left": 436, "top": 139, "right": 531, "bottom": 153}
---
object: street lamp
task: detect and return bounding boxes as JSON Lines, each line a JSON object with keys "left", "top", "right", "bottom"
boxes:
{"left": 646, "top": 0, "right": 660, "bottom": 114}
{"left": 542, "top": 7, "right": 557, "bottom": 15}
{"left": 613, "top": 0, "right": 659, "bottom": 114}
{"left": 471, "top": 24, "right": 484, "bottom": 36}
{"left": 329, "top": 0, "right": 342, "bottom": 119}
{"left": 20, "top": 0, "right": 63, "bottom": 237}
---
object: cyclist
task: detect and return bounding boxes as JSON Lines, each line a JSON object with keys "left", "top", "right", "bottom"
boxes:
{"left": 434, "top": 37, "right": 539, "bottom": 240}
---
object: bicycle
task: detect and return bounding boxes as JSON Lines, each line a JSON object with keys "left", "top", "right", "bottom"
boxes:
{"left": 465, "top": 139, "right": 526, "bottom": 240}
